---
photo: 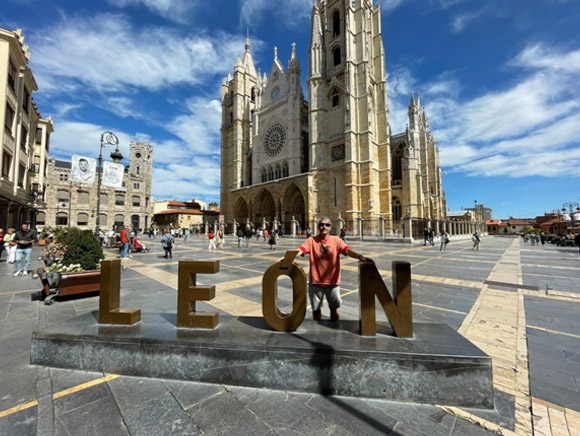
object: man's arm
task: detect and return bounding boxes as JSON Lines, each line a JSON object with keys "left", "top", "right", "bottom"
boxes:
{"left": 345, "top": 248, "right": 372, "bottom": 263}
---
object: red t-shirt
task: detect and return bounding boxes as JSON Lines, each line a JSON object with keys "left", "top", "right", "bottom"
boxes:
{"left": 208, "top": 232, "right": 214, "bottom": 240}
{"left": 299, "top": 235, "right": 348, "bottom": 286}
{"left": 120, "top": 228, "right": 129, "bottom": 243}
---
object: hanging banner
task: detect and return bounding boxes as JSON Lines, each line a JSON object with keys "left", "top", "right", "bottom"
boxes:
{"left": 70, "top": 155, "right": 96, "bottom": 184}
{"left": 102, "top": 161, "right": 124, "bottom": 188}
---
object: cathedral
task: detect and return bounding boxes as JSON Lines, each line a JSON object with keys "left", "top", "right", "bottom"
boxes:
{"left": 220, "top": 0, "right": 446, "bottom": 237}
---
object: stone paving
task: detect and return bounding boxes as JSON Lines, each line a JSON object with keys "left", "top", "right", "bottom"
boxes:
{"left": 0, "top": 235, "right": 579, "bottom": 435}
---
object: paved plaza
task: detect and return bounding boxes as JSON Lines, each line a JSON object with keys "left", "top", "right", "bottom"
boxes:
{"left": 1, "top": 235, "right": 579, "bottom": 435}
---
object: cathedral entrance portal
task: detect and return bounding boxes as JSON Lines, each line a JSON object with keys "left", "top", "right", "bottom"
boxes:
{"left": 253, "top": 189, "right": 276, "bottom": 228}
{"left": 282, "top": 184, "right": 305, "bottom": 234}
{"left": 234, "top": 197, "right": 249, "bottom": 227}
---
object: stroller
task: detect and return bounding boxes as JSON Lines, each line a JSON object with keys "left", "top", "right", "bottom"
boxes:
{"left": 133, "top": 237, "right": 150, "bottom": 252}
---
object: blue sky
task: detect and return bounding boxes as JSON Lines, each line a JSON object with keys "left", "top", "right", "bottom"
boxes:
{"left": 2, "top": 0, "right": 580, "bottom": 219}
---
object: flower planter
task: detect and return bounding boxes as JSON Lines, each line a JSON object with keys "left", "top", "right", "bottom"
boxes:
{"left": 37, "top": 269, "right": 101, "bottom": 305}
{"left": 37, "top": 239, "right": 46, "bottom": 246}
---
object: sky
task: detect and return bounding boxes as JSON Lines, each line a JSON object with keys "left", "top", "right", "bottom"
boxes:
{"left": 2, "top": 0, "right": 580, "bottom": 219}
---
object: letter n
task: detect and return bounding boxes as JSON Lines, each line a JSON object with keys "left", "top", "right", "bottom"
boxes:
{"left": 177, "top": 261, "right": 220, "bottom": 328}
{"left": 359, "top": 261, "right": 412, "bottom": 337}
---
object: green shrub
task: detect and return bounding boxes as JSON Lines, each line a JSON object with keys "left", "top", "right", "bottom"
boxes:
{"left": 61, "top": 230, "right": 104, "bottom": 270}
{"left": 53, "top": 227, "right": 83, "bottom": 247}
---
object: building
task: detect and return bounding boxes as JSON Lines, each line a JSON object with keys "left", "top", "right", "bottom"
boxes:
{"left": 40, "top": 140, "right": 153, "bottom": 232}
{"left": 220, "top": 0, "right": 446, "bottom": 237}
{"left": 1, "top": 28, "right": 53, "bottom": 229}
{"left": 152, "top": 199, "right": 220, "bottom": 231}
{"left": 485, "top": 219, "right": 501, "bottom": 234}
{"left": 466, "top": 202, "right": 493, "bottom": 221}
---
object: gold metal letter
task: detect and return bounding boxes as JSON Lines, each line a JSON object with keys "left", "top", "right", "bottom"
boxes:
{"left": 98, "top": 260, "right": 141, "bottom": 325}
{"left": 262, "top": 250, "right": 307, "bottom": 332}
{"left": 177, "top": 261, "right": 220, "bottom": 329}
{"left": 359, "top": 261, "right": 412, "bottom": 337}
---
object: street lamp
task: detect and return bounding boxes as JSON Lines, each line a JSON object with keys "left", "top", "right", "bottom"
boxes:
{"left": 95, "top": 132, "right": 122, "bottom": 235}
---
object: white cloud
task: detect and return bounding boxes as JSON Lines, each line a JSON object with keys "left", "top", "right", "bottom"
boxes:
{"left": 152, "top": 161, "right": 220, "bottom": 200}
{"left": 451, "top": 7, "right": 486, "bottom": 33}
{"left": 30, "top": 13, "right": 247, "bottom": 93}
{"left": 106, "top": 0, "right": 198, "bottom": 23}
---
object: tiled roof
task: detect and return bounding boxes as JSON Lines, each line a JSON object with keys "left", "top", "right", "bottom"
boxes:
{"left": 155, "top": 209, "right": 203, "bottom": 215}
{"left": 486, "top": 219, "right": 501, "bottom": 225}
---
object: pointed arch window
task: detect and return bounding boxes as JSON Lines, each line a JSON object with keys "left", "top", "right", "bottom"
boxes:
{"left": 268, "top": 166, "right": 274, "bottom": 181}
{"left": 331, "top": 88, "right": 340, "bottom": 107}
{"left": 332, "top": 46, "right": 341, "bottom": 67}
{"left": 392, "top": 197, "right": 402, "bottom": 221}
{"left": 332, "top": 10, "right": 340, "bottom": 37}
{"left": 393, "top": 146, "right": 403, "bottom": 181}
{"left": 275, "top": 164, "right": 281, "bottom": 179}
{"left": 282, "top": 162, "right": 289, "bottom": 178}
{"left": 262, "top": 168, "right": 267, "bottom": 183}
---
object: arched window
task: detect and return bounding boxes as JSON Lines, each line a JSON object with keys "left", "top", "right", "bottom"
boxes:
{"left": 99, "top": 193, "right": 108, "bottom": 205}
{"left": 77, "top": 213, "right": 89, "bottom": 226}
{"left": 36, "top": 212, "right": 46, "bottom": 225}
{"left": 99, "top": 213, "right": 108, "bottom": 227}
{"left": 136, "top": 165, "right": 140, "bottom": 175}
{"left": 57, "top": 189, "right": 69, "bottom": 204}
{"left": 251, "top": 87, "right": 256, "bottom": 102}
{"left": 331, "top": 88, "right": 340, "bottom": 107}
{"left": 262, "top": 169, "right": 267, "bottom": 183}
{"left": 392, "top": 197, "right": 402, "bottom": 221}
{"left": 268, "top": 166, "right": 274, "bottom": 181}
{"left": 77, "top": 191, "right": 89, "bottom": 205}
{"left": 115, "top": 193, "right": 125, "bottom": 206}
{"left": 56, "top": 212, "right": 68, "bottom": 226}
{"left": 332, "top": 10, "right": 340, "bottom": 37}
{"left": 132, "top": 195, "right": 140, "bottom": 207}
{"left": 332, "top": 46, "right": 341, "bottom": 66}
{"left": 275, "top": 164, "right": 281, "bottom": 179}
{"left": 283, "top": 162, "right": 289, "bottom": 178}
{"left": 393, "top": 146, "right": 403, "bottom": 181}
{"left": 114, "top": 214, "right": 124, "bottom": 231}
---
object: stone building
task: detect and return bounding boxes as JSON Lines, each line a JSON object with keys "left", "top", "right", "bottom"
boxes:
{"left": 40, "top": 140, "right": 153, "bottom": 232}
{"left": 0, "top": 28, "right": 53, "bottom": 229}
{"left": 220, "top": 0, "right": 446, "bottom": 237}
{"left": 152, "top": 200, "right": 220, "bottom": 231}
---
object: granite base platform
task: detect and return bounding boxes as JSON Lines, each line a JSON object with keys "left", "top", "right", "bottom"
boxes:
{"left": 30, "top": 313, "right": 494, "bottom": 408}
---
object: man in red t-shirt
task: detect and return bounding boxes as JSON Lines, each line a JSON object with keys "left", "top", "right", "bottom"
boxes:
{"left": 298, "top": 217, "right": 370, "bottom": 321}
{"left": 120, "top": 226, "right": 130, "bottom": 270}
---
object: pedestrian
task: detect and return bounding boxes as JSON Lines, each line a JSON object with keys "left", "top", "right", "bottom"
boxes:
{"left": 283, "top": 217, "right": 370, "bottom": 321}
{"left": 208, "top": 230, "right": 216, "bottom": 250}
{"left": 472, "top": 231, "right": 480, "bottom": 251}
{"left": 268, "top": 228, "right": 277, "bottom": 250}
{"left": 440, "top": 230, "right": 450, "bottom": 251}
{"left": 0, "top": 228, "right": 5, "bottom": 262}
{"left": 237, "top": 228, "right": 244, "bottom": 248}
{"left": 13, "top": 223, "right": 37, "bottom": 276}
{"left": 244, "top": 227, "right": 253, "bottom": 247}
{"left": 4, "top": 228, "right": 16, "bottom": 263}
{"left": 340, "top": 227, "right": 347, "bottom": 243}
{"left": 217, "top": 228, "right": 225, "bottom": 249}
{"left": 119, "top": 225, "right": 130, "bottom": 270}
{"left": 424, "top": 228, "right": 429, "bottom": 246}
{"left": 161, "top": 231, "right": 174, "bottom": 259}
{"left": 306, "top": 227, "right": 312, "bottom": 238}
{"left": 428, "top": 227, "right": 435, "bottom": 246}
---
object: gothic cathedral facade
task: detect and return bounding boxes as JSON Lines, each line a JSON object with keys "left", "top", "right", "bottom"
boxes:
{"left": 220, "top": 0, "right": 446, "bottom": 236}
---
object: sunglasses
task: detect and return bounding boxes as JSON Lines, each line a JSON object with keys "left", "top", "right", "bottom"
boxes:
{"left": 318, "top": 223, "right": 331, "bottom": 228}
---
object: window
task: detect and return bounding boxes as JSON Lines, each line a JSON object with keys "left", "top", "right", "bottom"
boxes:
{"left": 115, "top": 193, "right": 125, "bottom": 206}
{"left": 100, "top": 193, "right": 108, "bottom": 205}
{"left": 78, "top": 191, "right": 89, "bottom": 204}
{"left": 56, "top": 212, "right": 68, "bottom": 226}
{"left": 392, "top": 197, "right": 402, "bottom": 221}
{"left": 133, "top": 183, "right": 140, "bottom": 189}
{"left": 57, "top": 189, "right": 69, "bottom": 204}
{"left": 332, "top": 10, "right": 340, "bottom": 37}
{"left": 275, "top": 164, "right": 281, "bottom": 179}
{"left": 331, "top": 88, "right": 340, "bottom": 107}
{"left": 262, "top": 169, "right": 266, "bottom": 183}
{"left": 99, "top": 214, "right": 108, "bottom": 227}
{"left": 332, "top": 46, "right": 341, "bottom": 66}
{"left": 77, "top": 213, "right": 89, "bottom": 226}
{"left": 22, "top": 88, "right": 30, "bottom": 114}
{"left": 7, "top": 61, "right": 16, "bottom": 90}
{"left": 283, "top": 162, "right": 289, "bottom": 178}
{"left": 2, "top": 152, "right": 11, "bottom": 178}
{"left": 136, "top": 165, "right": 140, "bottom": 175}
{"left": 392, "top": 146, "right": 403, "bottom": 180}
{"left": 59, "top": 173, "right": 69, "bottom": 182}
{"left": 36, "top": 212, "right": 46, "bottom": 226}
{"left": 45, "top": 134, "right": 50, "bottom": 151}
{"left": 20, "top": 125, "right": 28, "bottom": 150}
{"left": 132, "top": 195, "right": 140, "bottom": 207}
{"left": 35, "top": 128, "right": 43, "bottom": 144}
{"left": 5, "top": 104, "right": 15, "bottom": 133}
{"left": 18, "top": 164, "right": 25, "bottom": 187}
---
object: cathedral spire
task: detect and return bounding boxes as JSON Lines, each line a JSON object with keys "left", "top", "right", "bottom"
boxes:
{"left": 242, "top": 34, "right": 257, "bottom": 77}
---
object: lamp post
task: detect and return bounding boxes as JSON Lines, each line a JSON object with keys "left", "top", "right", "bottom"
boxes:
{"left": 95, "top": 132, "right": 121, "bottom": 235}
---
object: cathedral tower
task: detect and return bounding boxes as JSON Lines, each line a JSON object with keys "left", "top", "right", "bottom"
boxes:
{"left": 308, "top": 0, "right": 392, "bottom": 233}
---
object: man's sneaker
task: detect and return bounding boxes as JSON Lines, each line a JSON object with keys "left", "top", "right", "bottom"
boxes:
{"left": 13, "top": 271, "right": 21, "bottom": 277}
{"left": 313, "top": 309, "right": 322, "bottom": 321}
{"left": 330, "top": 308, "right": 340, "bottom": 322}
{"left": 22, "top": 271, "right": 28, "bottom": 276}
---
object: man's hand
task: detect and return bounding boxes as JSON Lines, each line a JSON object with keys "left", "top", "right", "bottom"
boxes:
{"left": 358, "top": 255, "right": 373, "bottom": 263}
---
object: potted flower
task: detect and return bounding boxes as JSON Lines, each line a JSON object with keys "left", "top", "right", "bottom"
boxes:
{"left": 34, "top": 228, "right": 105, "bottom": 305}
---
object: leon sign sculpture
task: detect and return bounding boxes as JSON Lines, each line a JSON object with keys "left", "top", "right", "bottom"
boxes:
{"left": 98, "top": 252, "right": 413, "bottom": 337}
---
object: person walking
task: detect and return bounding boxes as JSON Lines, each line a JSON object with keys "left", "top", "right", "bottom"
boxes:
{"left": 13, "top": 223, "right": 36, "bottom": 276}
{"left": 340, "top": 227, "right": 347, "bottom": 243}
{"left": 284, "top": 217, "right": 370, "bottom": 322}
{"left": 4, "top": 228, "right": 16, "bottom": 263}
{"left": 440, "top": 230, "right": 450, "bottom": 251}
{"left": 208, "top": 230, "right": 216, "bottom": 250}
{"left": 237, "top": 228, "right": 244, "bottom": 248}
{"left": 119, "top": 225, "right": 130, "bottom": 270}
{"left": 217, "top": 228, "right": 225, "bottom": 249}
{"left": 244, "top": 227, "right": 253, "bottom": 248}
{"left": 0, "top": 228, "right": 5, "bottom": 262}
{"left": 423, "top": 228, "right": 429, "bottom": 246}
{"left": 428, "top": 227, "right": 435, "bottom": 246}
{"left": 161, "top": 231, "right": 174, "bottom": 259}
{"left": 472, "top": 231, "right": 480, "bottom": 251}
{"left": 268, "top": 228, "right": 277, "bottom": 250}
